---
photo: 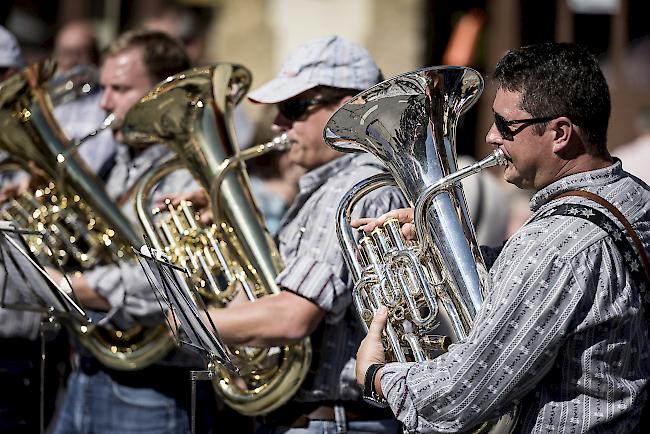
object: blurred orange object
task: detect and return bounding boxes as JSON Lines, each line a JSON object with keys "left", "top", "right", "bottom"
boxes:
{"left": 442, "top": 8, "right": 486, "bottom": 66}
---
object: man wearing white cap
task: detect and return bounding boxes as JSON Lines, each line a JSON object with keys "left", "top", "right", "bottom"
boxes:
{"left": 204, "top": 35, "right": 406, "bottom": 433}
{"left": 0, "top": 24, "right": 25, "bottom": 184}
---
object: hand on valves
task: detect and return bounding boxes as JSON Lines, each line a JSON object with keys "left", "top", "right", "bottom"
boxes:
{"left": 155, "top": 189, "right": 213, "bottom": 224}
{"left": 352, "top": 207, "right": 416, "bottom": 239}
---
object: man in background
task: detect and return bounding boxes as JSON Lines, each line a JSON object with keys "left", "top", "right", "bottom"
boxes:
{"left": 48, "top": 30, "right": 215, "bottom": 434}
{"left": 0, "top": 24, "right": 68, "bottom": 434}
{"left": 205, "top": 35, "right": 407, "bottom": 433}
{"left": 53, "top": 20, "right": 99, "bottom": 74}
{"left": 51, "top": 19, "right": 117, "bottom": 178}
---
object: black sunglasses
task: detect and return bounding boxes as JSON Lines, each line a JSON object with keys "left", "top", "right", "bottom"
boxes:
{"left": 493, "top": 112, "right": 556, "bottom": 141}
{"left": 278, "top": 97, "right": 339, "bottom": 121}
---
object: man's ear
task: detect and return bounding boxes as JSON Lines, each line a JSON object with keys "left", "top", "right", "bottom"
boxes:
{"left": 336, "top": 94, "right": 354, "bottom": 108}
{"left": 551, "top": 116, "right": 574, "bottom": 153}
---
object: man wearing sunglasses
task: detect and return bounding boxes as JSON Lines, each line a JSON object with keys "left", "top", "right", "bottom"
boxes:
{"left": 355, "top": 42, "right": 650, "bottom": 432}
{"left": 202, "top": 36, "right": 407, "bottom": 433}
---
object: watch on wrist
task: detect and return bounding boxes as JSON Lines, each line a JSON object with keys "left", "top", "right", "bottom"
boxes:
{"left": 362, "top": 363, "right": 388, "bottom": 407}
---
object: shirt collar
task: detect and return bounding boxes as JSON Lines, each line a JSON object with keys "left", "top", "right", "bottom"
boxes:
{"left": 529, "top": 159, "right": 624, "bottom": 211}
{"left": 297, "top": 153, "right": 381, "bottom": 194}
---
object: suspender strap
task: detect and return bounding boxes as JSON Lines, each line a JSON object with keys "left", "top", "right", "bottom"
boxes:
{"left": 551, "top": 190, "right": 650, "bottom": 286}
{"left": 538, "top": 190, "right": 650, "bottom": 325}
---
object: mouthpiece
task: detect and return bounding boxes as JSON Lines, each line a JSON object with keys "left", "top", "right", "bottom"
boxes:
{"left": 269, "top": 133, "right": 290, "bottom": 151}
{"left": 71, "top": 113, "right": 116, "bottom": 149}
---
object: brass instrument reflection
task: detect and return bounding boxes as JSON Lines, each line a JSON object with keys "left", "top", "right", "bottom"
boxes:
{"left": 123, "top": 64, "right": 310, "bottom": 416}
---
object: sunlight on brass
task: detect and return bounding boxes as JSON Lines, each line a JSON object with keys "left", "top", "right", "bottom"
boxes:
{"left": 123, "top": 63, "right": 310, "bottom": 415}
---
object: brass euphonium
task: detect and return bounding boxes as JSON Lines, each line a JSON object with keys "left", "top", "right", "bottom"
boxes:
{"left": 0, "top": 60, "right": 175, "bottom": 370}
{"left": 121, "top": 63, "right": 311, "bottom": 416}
{"left": 324, "top": 66, "right": 518, "bottom": 432}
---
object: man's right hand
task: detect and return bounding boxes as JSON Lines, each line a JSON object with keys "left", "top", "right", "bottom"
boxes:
{"left": 0, "top": 177, "right": 30, "bottom": 204}
{"left": 155, "top": 189, "right": 213, "bottom": 224}
{"left": 351, "top": 207, "right": 416, "bottom": 240}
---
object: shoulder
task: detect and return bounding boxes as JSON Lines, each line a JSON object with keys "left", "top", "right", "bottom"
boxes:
{"left": 512, "top": 184, "right": 649, "bottom": 265}
{"left": 329, "top": 154, "right": 388, "bottom": 185}
{"left": 510, "top": 208, "right": 605, "bottom": 261}
{"left": 491, "top": 214, "right": 606, "bottom": 294}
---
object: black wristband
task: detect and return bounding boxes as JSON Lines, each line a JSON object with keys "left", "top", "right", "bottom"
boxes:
{"left": 363, "top": 363, "right": 387, "bottom": 407}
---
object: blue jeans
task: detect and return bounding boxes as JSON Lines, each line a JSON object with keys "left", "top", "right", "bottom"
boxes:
{"left": 256, "top": 419, "right": 401, "bottom": 434}
{"left": 52, "top": 369, "right": 191, "bottom": 434}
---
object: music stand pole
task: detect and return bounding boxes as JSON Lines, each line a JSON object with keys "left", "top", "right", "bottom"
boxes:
{"left": 189, "top": 368, "right": 212, "bottom": 434}
{"left": 38, "top": 315, "right": 59, "bottom": 434}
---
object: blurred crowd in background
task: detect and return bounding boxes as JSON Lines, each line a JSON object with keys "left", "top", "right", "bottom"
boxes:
{"left": 1, "top": 1, "right": 649, "bottom": 433}
{"left": 1, "top": 0, "right": 649, "bottom": 269}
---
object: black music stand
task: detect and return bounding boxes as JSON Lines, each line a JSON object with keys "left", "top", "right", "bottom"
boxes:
{"left": 0, "top": 220, "right": 91, "bottom": 434}
{"left": 134, "top": 244, "right": 236, "bottom": 434}
{"left": 0, "top": 221, "right": 89, "bottom": 319}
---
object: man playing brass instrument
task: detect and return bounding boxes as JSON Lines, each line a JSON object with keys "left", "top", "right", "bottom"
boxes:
{"left": 0, "top": 24, "right": 70, "bottom": 434}
{"left": 47, "top": 30, "right": 215, "bottom": 434}
{"left": 355, "top": 42, "right": 650, "bottom": 432}
{"left": 194, "top": 36, "right": 407, "bottom": 433}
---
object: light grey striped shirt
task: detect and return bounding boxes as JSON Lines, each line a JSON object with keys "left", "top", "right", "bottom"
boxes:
{"left": 83, "top": 143, "right": 196, "bottom": 330}
{"left": 381, "top": 160, "right": 650, "bottom": 433}
{"left": 276, "top": 153, "right": 408, "bottom": 402}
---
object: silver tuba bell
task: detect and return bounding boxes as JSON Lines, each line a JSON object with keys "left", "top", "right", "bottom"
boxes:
{"left": 324, "top": 66, "right": 517, "bottom": 432}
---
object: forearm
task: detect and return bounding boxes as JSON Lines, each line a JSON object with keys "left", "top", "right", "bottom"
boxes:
{"left": 208, "top": 291, "right": 323, "bottom": 347}
{"left": 70, "top": 273, "right": 111, "bottom": 311}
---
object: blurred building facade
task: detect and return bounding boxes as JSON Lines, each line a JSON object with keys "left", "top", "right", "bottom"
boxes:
{"left": 1, "top": 0, "right": 648, "bottom": 154}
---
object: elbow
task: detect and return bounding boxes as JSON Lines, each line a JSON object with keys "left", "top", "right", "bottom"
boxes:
{"left": 257, "top": 295, "right": 323, "bottom": 345}
{"left": 282, "top": 319, "right": 313, "bottom": 342}
{"left": 261, "top": 313, "right": 314, "bottom": 345}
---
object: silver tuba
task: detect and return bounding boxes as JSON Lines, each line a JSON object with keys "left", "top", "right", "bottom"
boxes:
{"left": 121, "top": 63, "right": 311, "bottom": 416}
{"left": 324, "top": 66, "right": 517, "bottom": 432}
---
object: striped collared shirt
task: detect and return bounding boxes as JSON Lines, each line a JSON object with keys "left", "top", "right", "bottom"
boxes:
{"left": 276, "top": 153, "right": 408, "bottom": 402}
{"left": 82, "top": 143, "right": 197, "bottom": 330}
{"left": 381, "top": 160, "right": 650, "bottom": 433}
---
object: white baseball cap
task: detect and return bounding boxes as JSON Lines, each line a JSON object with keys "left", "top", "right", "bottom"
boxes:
{"left": 248, "top": 35, "right": 382, "bottom": 104}
{"left": 0, "top": 26, "right": 25, "bottom": 68}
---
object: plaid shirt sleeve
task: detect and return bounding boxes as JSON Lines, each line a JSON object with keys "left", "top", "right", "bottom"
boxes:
{"left": 276, "top": 173, "right": 408, "bottom": 322}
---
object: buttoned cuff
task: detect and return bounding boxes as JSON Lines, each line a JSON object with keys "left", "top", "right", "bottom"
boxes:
{"left": 275, "top": 255, "right": 350, "bottom": 322}
{"left": 380, "top": 361, "right": 417, "bottom": 422}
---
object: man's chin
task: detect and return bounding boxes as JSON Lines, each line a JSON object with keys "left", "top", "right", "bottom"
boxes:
{"left": 503, "top": 169, "right": 523, "bottom": 188}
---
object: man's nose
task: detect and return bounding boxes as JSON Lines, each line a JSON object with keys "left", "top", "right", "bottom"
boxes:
{"left": 485, "top": 122, "right": 501, "bottom": 145}
{"left": 99, "top": 90, "right": 112, "bottom": 112}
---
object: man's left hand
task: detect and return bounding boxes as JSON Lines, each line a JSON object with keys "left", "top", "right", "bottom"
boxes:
{"left": 356, "top": 305, "right": 388, "bottom": 390}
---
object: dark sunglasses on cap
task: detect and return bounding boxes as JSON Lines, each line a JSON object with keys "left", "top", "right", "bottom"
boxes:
{"left": 278, "top": 96, "right": 340, "bottom": 121}
{"left": 493, "top": 112, "right": 556, "bottom": 141}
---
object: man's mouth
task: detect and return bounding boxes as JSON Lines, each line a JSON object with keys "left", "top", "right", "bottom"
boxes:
{"left": 495, "top": 146, "right": 512, "bottom": 164}
{"left": 500, "top": 150, "right": 513, "bottom": 163}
